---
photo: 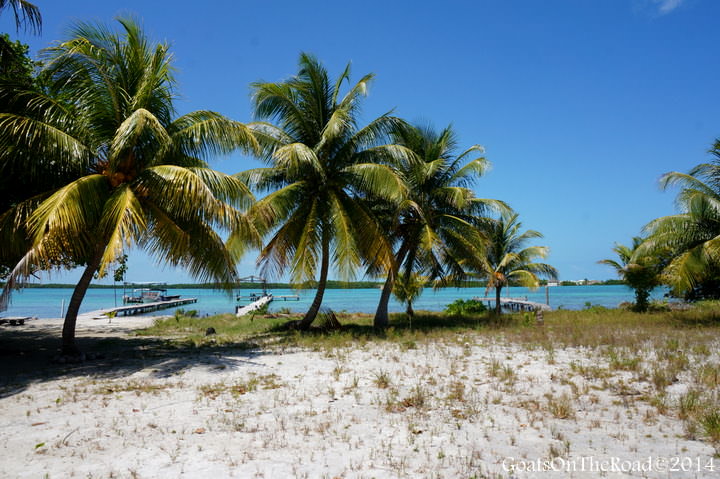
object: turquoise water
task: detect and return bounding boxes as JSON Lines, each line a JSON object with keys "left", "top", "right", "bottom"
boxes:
{"left": 1, "top": 284, "right": 667, "bottom": 318}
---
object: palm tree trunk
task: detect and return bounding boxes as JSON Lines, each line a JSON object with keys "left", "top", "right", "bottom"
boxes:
{"left": 406, "top": 301, "right": 414, "bottom": 317}
{"left": 373, "top": 275, "right": 394, "bottom": 329}
{"left": 495, "top": 285, "right": 502, "bottom": 315}
{"left": 298, "top": 230, "right": 330, "bottom": 330}
{"left": 635, "top": 288, "right": 650, "bottom": 313}
{"left": 373, "top": 240, "right": 410, "bottom": 329}
{"left": 62, "top": 244, "right": 105, "bottom": 356}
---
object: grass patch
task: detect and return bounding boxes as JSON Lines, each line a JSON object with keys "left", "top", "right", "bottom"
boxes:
{"left": 135, "top": 305, "right": 720, "bottom": 353}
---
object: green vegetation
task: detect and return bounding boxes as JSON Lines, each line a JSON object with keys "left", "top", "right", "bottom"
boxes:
{"left": 1, "top": 16, "right": 561, "bottom": 350}
{"left": 598, "top": 236, "right": 661, "bottom": 312}
{"left": 472, "top": 212, "right": 557, "bottom": 314}
{"left": 392, "top": 272, "right": 426, "bottom": 317}
{"left": 138, "top": 303, "right": 720, "bottom": 354}
{"left": 0, "top": 18, "right": 257, "bottom": 355}
{"left": 370, "top": 122, "right": 501, "bottom": 328}
{"left": 444, "top": 298, "right": 487, "bottom": 316}
{"left": 605, "top": 139, "right": 720, "bottom": 306}
{"left": 240, "top": 54, "right": 406, "bottom": 330}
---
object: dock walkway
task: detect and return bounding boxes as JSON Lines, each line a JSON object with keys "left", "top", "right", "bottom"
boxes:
{"left": 473, "top": 296, "right": 551, "bottom": 312}
{"left": 81, "top": 297, "right": 197, "bottom": 319}
{"left": 236, "top": 295, "right": 273, "bottom": 317}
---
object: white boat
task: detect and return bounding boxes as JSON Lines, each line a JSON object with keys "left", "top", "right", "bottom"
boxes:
{"left": 122, "top": 282, "right": 181, "bottom": 304}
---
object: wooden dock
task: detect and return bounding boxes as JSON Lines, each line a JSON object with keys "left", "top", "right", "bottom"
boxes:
{"left": 83, "top": 298, "right": 197, "bottom": 319}
{"left": 273, "top": 295, "right": 299, "bottom": 301}
{"left": 236, "top": 295, "right": 273, "bottom": 317}
{"left": 473, "top": 296, "right": 551, "bottom": 312}
{"left": 0, "top": 316, "right": 31, "bottom": 326}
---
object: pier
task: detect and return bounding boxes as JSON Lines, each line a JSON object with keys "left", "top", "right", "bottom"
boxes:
{"left": 473, "top": 296, "right": 551, "bottom": 312}
{"left": 234, "top": 274, "right": 299, "bottom": 316}
{"left": 236, "top": 295, "right": 273, "bottom": 316}
{"left": 82, "top": 297, "right": 197, "bottom": 319}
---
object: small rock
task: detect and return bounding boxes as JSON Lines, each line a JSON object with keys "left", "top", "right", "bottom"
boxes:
{"left": 205, "top": 327, "right": 216, "bottom": 336}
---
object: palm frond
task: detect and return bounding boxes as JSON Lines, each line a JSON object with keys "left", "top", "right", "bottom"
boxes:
{"left": 27, "top": 174, "right": 109, "bottom": 243}
{"left": 97, "top": 184, "right": 146, "bottom": 275}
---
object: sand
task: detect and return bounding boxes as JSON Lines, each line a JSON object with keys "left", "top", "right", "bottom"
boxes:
{"left": 0, "top": 318, "right": 718, "bottom": 478}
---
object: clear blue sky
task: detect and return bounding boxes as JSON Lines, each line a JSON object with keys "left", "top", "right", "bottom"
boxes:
{"left": 4, "top": 0, "right": 719, "bottom": 284}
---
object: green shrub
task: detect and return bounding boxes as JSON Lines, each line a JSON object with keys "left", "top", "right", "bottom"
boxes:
{"left": 583, "top": 302, "right": 610, "bottom": 313}
{"left": 445, "top": 299, "right": 487, "bottom": 316}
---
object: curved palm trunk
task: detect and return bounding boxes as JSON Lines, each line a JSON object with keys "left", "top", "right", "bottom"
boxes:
{"left": 495, "top": 285, "right": 502, "bottom": 315}
{"left": 62, "top": 244, "right": 105, "bottom": 356}
{"left": 373, "top": 275, "right": 394, "bottom": 329}
{"left": 298, "top": 231, "right": 330, "bottom": 330}
{"left": 373, "top": 241, "right": 410, "bottom": 329}
{"left": 406, "top": 301, "right": 414, "bottom": 317}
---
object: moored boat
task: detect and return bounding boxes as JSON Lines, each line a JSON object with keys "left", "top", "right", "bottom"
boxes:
{"left": 122, "top": 282, "right": 181, "bottom": 304}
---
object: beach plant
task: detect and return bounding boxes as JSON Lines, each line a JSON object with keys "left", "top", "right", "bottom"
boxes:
{"left": 472, "top": 212, "right": 557, "bottom": 315}
{"left": 372, "top": 122, "right": 502, "bottom": 328}
{"left": 598, "top": 237, "right": 661, "bottom": 312}
{"left": 240, "top": 53, "right": 408, "bottom": 329}
{"left": 641, "top": 140, "right": 720, "bottom": 300}
{"left": 444, "top": 298, "right": 487, "bottom": 316}
{"left": 0, "top": 17, "right": 258, "bottom": 355}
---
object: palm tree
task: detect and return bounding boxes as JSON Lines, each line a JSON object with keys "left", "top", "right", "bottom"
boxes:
{"left": 476, "top": 212, "right": 557, "bottom": 315}
{"left": 392, "top": 272, "right": 425, "bottom": 318}
{"left": 372, "top": 123, "right": 503, "bottom": 328}
{"left": 0, "top": 17, "right": 258, "bottom": 355}
{"left": 240, "top": 53, "right": 408, "bottom": 329}
{"left": 641, "top": 141, "right": 720, "bottom": 299}
{"left": 598, "top": 237, "right": 660, "bottom": 312}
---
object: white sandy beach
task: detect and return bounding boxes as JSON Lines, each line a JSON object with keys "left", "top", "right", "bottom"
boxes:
{"left": 0, "top": 317, "right": 718, "bottom": 478}
{"left": 12, "top": 314, "right": 159, "bottom": 335}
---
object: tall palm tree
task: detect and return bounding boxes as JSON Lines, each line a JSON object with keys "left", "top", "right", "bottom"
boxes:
{"left": 240, "top": 53, "right": 408, "bottom": 330}
{"left": 641, "top": 141, "right": 720, "bottom": 298}
{"left": 476, "top": 212, "right": 557, "bottom": 315}
{"left": 598, "top": 237, "right": 660, "bottom": 312}
{"left": 372, "top": 123, "right": 503, "bottom": 328}
{"left": 0, "top": 17, "right": 258, "bottom": 355}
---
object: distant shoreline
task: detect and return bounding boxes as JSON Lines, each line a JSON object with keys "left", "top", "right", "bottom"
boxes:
{"left": 3, "top": 280, "right": 626, "bottom": 289}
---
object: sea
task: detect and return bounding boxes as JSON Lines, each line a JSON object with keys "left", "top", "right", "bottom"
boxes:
{"left": 1, "top": 284, "right": 669, "bottom": 319}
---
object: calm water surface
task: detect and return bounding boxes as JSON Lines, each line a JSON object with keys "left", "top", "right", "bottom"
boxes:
{"left": 1, "top": 284, "right": 667, "bottom": 319}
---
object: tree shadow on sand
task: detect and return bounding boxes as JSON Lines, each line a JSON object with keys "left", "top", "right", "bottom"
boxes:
{"left": 0, "top": 327, "right": 273, "bottom": 400}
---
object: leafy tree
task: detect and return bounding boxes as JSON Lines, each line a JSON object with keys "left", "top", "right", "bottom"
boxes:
{"left": 598, "top": 237, "right": 660, "bottom": 312}
{"left": 641, "top": 140, "right": 720, "bottom": 299}
{"left": 0, "top": 33, "right": 34, "bottom": 85}
{"left": 0, "top": 34, "right": 38, "bottom": 208}
{"left": 475, "top": 212, "right": 557, "bottom": 315}
{"left": 240, "top": 53, "right": 407, "bottom": 330}
{"left": 0, "top": 18, "right": 257, "bottom": 355}
{"left": 372, "top": 123, "right": 503, "bottom": 328}
{"left": 0, "top": 34, "right": 41, "bottom": 278}
{"left": 0, "top": 0, "right": 40, "bottom": 83}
